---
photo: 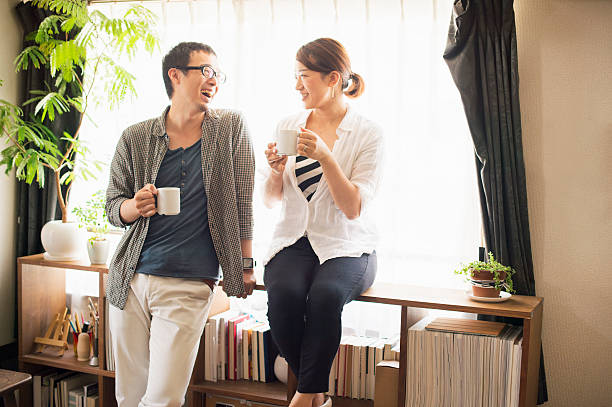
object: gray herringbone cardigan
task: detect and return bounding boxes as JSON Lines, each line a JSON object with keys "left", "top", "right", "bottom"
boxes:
{"left": 105, "top": 106, "right": 254, "bottom": 309}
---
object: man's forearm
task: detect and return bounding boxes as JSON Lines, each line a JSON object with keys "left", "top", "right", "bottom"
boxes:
{"left": 240, "top": 238, "right": 256, "bottom": 296}
{"left": 119, "top": 198, "right": 140, "bottom": 224}
{"left": 240, "top": 239, "right": 253, "bottom": 259}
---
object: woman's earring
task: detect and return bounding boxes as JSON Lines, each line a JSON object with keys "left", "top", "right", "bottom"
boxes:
{"left": 331, "top": 87, "right": 335, "bottom": 98}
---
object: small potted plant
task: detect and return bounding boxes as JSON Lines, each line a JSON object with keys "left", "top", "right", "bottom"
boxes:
{"left": 72, "top": 190, "right": 111, "bottom": 264}
{"left": 454, "top": 252, "right": 516, "bottom": 298}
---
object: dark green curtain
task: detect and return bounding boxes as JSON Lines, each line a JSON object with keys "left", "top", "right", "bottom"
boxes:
{"left": 15, "top": 3, "right": 80, "bottom": 257}
{"left": 443, "top": 0, "right": 547, "bottom": 403}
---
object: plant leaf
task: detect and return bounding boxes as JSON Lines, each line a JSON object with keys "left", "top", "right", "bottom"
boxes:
{"left": 14, "top": 46, "right": 47, "bottom": 71}
{"left": 35, "top": 15, "right": 64, "bottom": 44}
{"left": 34, "top": 92, "right": 70, "bottom": 121}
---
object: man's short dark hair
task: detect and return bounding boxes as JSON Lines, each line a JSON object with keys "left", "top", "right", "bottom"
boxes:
{"left": 162, "top": 42, "right": 217, "bottom": 99}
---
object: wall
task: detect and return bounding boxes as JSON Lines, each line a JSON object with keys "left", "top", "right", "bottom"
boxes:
{"left": 514, "top": 1, "right": 612, "bottom": 406}
{"left": 0, "top": 0, "right": 22, "bottom": 347}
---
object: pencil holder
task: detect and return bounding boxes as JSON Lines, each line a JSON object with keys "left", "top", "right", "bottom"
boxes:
{"left": 77, "top": 332, "right": 91, "bottom": 361}
{"left": 72, "top": 332, "right": 78, "bottom": 356}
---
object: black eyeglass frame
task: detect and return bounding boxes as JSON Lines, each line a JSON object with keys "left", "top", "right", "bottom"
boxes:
{"left": 175, "top": 64, "right": 226, "bottom": 84}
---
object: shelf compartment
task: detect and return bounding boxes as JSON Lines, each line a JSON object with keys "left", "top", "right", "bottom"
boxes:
{"left": 21, "top": 349, "right": 115, "bottom": 378}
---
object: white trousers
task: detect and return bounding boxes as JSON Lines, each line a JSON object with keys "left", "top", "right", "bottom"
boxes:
{"left": 109, "top": 273, "right": 214, "bottom": 407}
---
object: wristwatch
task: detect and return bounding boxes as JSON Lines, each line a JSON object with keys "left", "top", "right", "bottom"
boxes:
{"left": 242, "top": 257, "right": 256, "bottom": 269}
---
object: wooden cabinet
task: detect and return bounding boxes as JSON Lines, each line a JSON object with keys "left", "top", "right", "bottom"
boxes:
{"left": 17, "top": 254, "right": 543, "bottom": 407}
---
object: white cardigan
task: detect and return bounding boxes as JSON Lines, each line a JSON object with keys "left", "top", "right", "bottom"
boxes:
{"left": 264, "top": 105, "right": 384, "bottom": 265}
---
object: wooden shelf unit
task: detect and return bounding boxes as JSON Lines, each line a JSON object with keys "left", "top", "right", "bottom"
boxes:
{"left": 17, "top": 254, "right": 116, "bottom": 406}
{"left": 18, "top": 254, "right": 543, "bottom": 407}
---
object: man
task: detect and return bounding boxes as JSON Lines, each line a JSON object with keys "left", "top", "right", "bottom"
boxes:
{"left": 105, "top": 42, "right": 256, "bottom": 407}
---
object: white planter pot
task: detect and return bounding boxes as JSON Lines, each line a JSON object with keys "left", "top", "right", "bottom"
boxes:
{"left": 41, "top": 220, "right": 84, "bottom": 261}
{"left": 87, "top": 238, "right": 109, "bottom": 265}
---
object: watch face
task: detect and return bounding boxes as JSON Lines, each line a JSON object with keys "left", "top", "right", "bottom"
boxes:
{"left": 243, "top": 258, "right": 254, "bottom": 269}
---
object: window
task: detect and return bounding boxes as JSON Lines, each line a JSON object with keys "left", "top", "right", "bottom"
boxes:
{"left": 71, "top": 0, "right": 480, "bottom": 337}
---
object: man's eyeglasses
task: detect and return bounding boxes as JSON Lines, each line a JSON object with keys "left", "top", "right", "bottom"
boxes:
{"left": 175, "top": 64, "right": 226, "bottom": 84}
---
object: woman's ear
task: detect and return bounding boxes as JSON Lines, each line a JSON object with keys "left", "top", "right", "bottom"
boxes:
{"left": 328, "top": 71, "right": 341, "bottom": 88}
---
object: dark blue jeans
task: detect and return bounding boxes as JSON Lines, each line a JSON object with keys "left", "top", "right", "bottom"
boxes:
{"left": 264, "top": 237, "right": 377, "bottom": 393}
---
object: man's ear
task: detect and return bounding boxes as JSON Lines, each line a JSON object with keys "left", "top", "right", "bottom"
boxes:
{"left": 168, "top": 67, "right": 181, "bottom": 87}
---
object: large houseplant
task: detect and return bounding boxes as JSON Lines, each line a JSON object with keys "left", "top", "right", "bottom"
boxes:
{"left": 0, "top": 0, "right": 158, "bottom": 259}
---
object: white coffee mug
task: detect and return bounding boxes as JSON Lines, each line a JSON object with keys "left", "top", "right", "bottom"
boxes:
{"left": 157, "top": 187, "right": 180, "bottom": 215}
{"left": 275, "top": 129, "right": 299, "bottom": 156}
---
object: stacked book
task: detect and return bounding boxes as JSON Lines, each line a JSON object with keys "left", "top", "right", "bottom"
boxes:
{"left": 202, "top": 310, "right": 278, "bottom": 382}
{"left": 32, "top": 371, "right": 98, "bottom": 407}
{"left": 406, "top": 317, "right": 523, "bottom": 407}
{"left": 325, "top": 334, "right": 400, "bottom": 400}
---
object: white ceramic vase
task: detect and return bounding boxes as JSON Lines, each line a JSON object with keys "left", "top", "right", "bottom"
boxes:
{"left": 86, "top": 238, "right": 109, "bottom": 265}
{"left": 40, "top": 220, "right": 84, "bottom": 261}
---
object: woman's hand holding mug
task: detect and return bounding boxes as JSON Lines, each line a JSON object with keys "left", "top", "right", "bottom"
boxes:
{"left": 265, "top": 142, "right": 288, "bottom": 175}
{"left": 297, "top": 127, "right": 333, "bottom": 164}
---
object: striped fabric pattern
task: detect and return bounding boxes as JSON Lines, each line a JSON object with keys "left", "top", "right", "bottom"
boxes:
{"left": 295, "top": 155, "right": 323, "bottom": 201}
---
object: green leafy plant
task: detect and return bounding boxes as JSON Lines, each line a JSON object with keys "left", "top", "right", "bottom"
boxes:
{"left": 0, "top": 0, "right": 158, "bottom": 222}
{"left": 71, "top": 189, "right": 110, "bottom": 245}
{"left": 454, "top": 252, "right": 516, "bottom": 293}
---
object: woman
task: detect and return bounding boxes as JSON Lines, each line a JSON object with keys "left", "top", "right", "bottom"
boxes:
{"left": 263, "top": 38, "right": 384, "bottom": 407}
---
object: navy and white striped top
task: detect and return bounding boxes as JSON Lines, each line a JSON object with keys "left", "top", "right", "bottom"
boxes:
{"left": 295, "top": 155, "right": 322, "bottom": 201}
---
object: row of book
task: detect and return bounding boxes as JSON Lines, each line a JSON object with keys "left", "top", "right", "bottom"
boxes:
{"left": 325, "top": 334, "right": 401, "bottom": 400}
{"left": 406, "top": 317, "right": 523, "bottom": 407}
{"left": 201, "top": 307, "right": 404, "bottom": 398}
{"left": 202, "top": 310, "right": 278, "bottom": 382}
{"left": 33, "top": 371, "right": 98, "bottom": 407}
{"left": 201, "top": 308, "right": 402, "bottom": 401}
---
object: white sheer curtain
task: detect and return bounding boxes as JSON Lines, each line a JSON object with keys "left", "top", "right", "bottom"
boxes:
{"left": 72, "top": 0, "right": 480, "bottom": 337}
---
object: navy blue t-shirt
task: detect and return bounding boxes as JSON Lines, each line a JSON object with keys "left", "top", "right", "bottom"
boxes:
{"left": 136, "top": 138, "right": 219, "bottom": 279}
